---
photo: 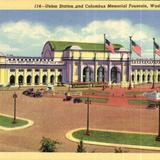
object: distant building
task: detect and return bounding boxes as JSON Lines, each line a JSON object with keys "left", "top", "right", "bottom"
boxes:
{"left": 0, "top": 41, "right": 159, "bottom": 87}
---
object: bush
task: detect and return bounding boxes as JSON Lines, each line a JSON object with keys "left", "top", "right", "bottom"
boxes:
{"left": 114, "top": 147, "right": 128, "bottom": 153}
{"left": 39, "top": 137, "right": 60, "bottom": 152}
{"left": 76, "top": 140, "right": 86, "bottom": 153}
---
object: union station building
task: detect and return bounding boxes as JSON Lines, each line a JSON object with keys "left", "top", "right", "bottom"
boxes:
{"left": 0, "top": 40, "right": 160, "bottom": 87}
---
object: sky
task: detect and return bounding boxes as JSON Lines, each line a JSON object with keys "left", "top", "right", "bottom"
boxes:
{"left": 0, "top": 10, "right": 159, "bottom": 58}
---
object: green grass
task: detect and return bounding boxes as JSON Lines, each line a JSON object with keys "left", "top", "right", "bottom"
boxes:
{"left": 72, "top": 130, "right": 160, "bottom": 147}
{"left": 0, "top": 115, "right": 28, "bottom": 128}
{"left": 79, "top": 97, "right": 108, "bottom": 103}
{"left": 128, "top": 100, "right": 155, "bottom": 105}
{"left": 125, "top": 91, "right": 146, "bottom": 95}
{"left": 70, "top": 89, "right": 110, "bottom": 95}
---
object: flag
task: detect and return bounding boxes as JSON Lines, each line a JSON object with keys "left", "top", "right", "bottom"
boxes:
{"left": 105, "top": 39, "right": 115, "bottom": 53}
{"left": 131, "top": 40, "right": 141, "bottom": 57}
{"left": 154, "top": 41, "right": 160, "bottom": 56}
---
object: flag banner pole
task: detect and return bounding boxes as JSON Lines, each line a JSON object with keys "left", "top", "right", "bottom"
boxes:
{"left": 128, "top": 36, "right": 132, "bottom": 90}
{"left": 152, "top": 38, "right": 156, "bottom": 89}
{"left": 102, "top": 34, "right": 106, "bottom": 90}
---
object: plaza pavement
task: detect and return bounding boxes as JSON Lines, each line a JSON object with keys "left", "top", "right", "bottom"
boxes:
{"left": 0, "top": 85, "right": 160, "bottom": 152}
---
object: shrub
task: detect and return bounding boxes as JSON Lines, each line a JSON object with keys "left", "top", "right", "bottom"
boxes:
{"left": 76, "top": 140, "right": 86, "bottom": 153}
{"left": 39, "top": 137, "right": 60, "bottom": 152}
{"left": 114, "top": 147, "right": 128, "bottom": 153}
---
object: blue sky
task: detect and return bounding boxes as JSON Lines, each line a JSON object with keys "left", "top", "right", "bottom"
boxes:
{"left": 0, "top": 10, "right": 159, "bottom": 58}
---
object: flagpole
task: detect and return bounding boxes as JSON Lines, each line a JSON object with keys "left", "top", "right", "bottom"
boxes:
{"left": 128, "top": 36, "right": 132, "bottom": 90}
{"left": 152, "top": 37, "right": 156, "bottom": 89}
{"left": 102, "top": 34, "right": 106, "bottom": 90}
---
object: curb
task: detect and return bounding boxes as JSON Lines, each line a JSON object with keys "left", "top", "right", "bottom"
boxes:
{"left": 66, "top": 128, "right": 160, "bottom": 151}
{"left": 0, "top": 113, "right": 34, "bottom": 131}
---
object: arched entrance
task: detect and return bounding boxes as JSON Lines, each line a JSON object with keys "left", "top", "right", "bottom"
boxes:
{"left": 83, "top": 66, "right": 93, "bottom": 82}
{"left": 148, "top": 74, "right": 151, "bottom": 82}
{"left": 158, "top": 74, "right": 160, "bottom": 82}
{"left": 58, "top": 75, "right": 62, "bottom": 83}
{"left": 97, "top": 66, "right": 104, "bottom": 82}
{"left": 132, "top": 74, "right": 134, "bottom": 82}
{"left": 43, "top": 75, "right": 47, "bottom": 85}
{"left": 27, "top": 75, "right": 32, "bottom": 85}
{"left": 142, "top": 74, "right": 145, "bottom": 82}
{"left": 50, "top": 75, "right": 54, "bottom": 84}
{"left": 35, "top": 75, "right": 39, "bottom": 85}
{"left": 137, "top": 74, "right": 140, "bottom": 83}
{"left": 18, "top": 75, "right": 23, "bottom": 85}
{"left": 10, "top": 75, "right": 15, "bottom": 85}
{"left": 111, "top": 67, "right": 120, "bottom": 83}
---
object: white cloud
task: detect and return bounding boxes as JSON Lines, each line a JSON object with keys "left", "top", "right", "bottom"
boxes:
{"left": 0, "top": 19, "right": 158, "bottom": 58}
{"left": 0, "top": 43, "right": 20, "bottom": 53}
{"left": 1, "top": 21, "right": 52, "bottom": 41}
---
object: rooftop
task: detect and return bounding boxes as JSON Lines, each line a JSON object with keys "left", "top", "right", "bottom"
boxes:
{"left": 47, "top": 40, "right": 123, "bottom": 51}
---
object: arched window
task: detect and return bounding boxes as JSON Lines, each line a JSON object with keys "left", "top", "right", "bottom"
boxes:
{"left": 83, "top": 66, "right": 92, "bottom": 82}
{"left": 35, "top": 75, "right": 39, "bottom": 85}
{"left": 58, "top": 75, "right": 62, "bottom": 83}
{"left": 132, "top": 74, "right": 134, "bottom": 82}
{"left": 18, "top": 75, "right": 23, "bottom": 85}
{"left": 158, "top": 74, "right": 160, "bottom": 82}
{"left": 27, "top": 75, "right": 32, "bottom": 85}
{"left": 50, "top": 75, "right": 54, "bottom": 84}
{"left": 43, "top": 75, "right": 47, "bottom": 85}
{"left": 97, "top": 66, "right": 104, "bottom": 82}
{"left": 148, "top": 74, "right": 151, "bottom": 82}
{"left": 10, "top": 75, "right": 15, "bottom": 85}
{"left": 137, "top": 74, "right": 140, "bottom": 82}
{"left": 111, "top": 67, "right": 118, "bottom": 83}
{"left": 142, "top": 74, "right": 145, "bottom": 82}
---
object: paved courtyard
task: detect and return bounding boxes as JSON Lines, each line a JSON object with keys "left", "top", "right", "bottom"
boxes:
{"left": 0, "top": 86, "right": 160, "bottom": 153}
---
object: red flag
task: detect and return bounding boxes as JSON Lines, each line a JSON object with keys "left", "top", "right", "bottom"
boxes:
{"left": 105, "top": 39, "right": 115, "bottom": 53}
{"left": 154, "top": 41, "right": 160, "bottom": 56}
{"left": 131, "top": 40, "right": 141, "bottom": 57}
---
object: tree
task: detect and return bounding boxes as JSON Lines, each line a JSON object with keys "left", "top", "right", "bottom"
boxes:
{"left": 76, "top": 140, "right": 86, "bottom": 153}
{"left": 39, "top": 137, "right": 60, "bottom": 152}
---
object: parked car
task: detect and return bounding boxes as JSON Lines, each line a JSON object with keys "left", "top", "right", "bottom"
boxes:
{"left": 33, "top": 90, "right": 42, "bottom": 97}
{"left": 73, "top": 98, "right": 82, "bottom": 103}
{"left": 23, "top": 88, "right": 34, "bottom": 96}
{"left": 147, "top": 103, "right": 158, "bottom": 109}
{"left": 63, "top": 96, "right": 72, "bottom": 101}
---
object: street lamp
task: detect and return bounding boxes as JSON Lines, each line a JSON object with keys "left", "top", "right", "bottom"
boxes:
{"left": 12, "top": 92, "right": 17, "bottom": 124}
{"left": 85, "top": 97, "right": 91, "bottom": 136}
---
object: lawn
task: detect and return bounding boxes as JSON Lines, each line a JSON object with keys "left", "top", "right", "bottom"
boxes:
{"left": 72, "top": 129, "right": 160, "bottom": 147}
{"left": 79, "top": 97, "right": 108, "bottom": 103}
{"left": 125, "top": 91, "right": 146, "bottom": 95}
{"left": 0, "top": 115, "right": 28, "bottom": 128}
{"left": 128, "top": 99, "right": 155, "bottom": 105}
{"left": 70, "top": 89, "right": 110, "bottom": 95}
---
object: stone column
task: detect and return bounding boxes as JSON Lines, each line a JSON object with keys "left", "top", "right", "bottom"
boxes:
{"left": 31, "top": 69, "right": 35, "bottom": 86}
{"left": 55, "top": 69, "right": 58, "bottom": 85}
{"left": 134, "top": 70, "right": 137, "bottom": 84}
{"left": 23, "top": 69, "right": 27, "bottom": 86}
{"left": 15, "top": 69, "right": 19, "bottom": 86}
{"left": 47, "top": 69, "right": 51, "bottom": 84}
{"left": 39, "top": 69, "right": 43, "bottom": 85}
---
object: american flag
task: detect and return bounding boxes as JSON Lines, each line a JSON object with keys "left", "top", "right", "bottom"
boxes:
{"left": 105, "top": 39, "right": 115, "bottom": 54}
{"left": 131, "top": 40, "right": 141, "bottom": 57}
{"left": 154, "top": 41, "right": 160, "bottom": 56}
